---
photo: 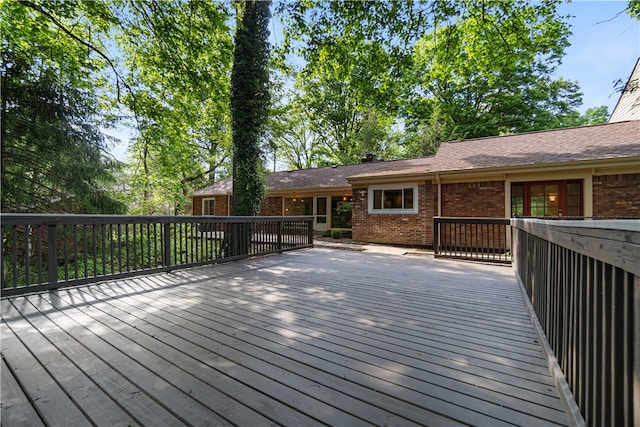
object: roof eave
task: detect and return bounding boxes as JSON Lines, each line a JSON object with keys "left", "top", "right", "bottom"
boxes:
{"left": 430, "top": 155, "right": 640, "bottom": 180}
{"left": 347, "top": 171, "right": 433, "bottom": 185}
{"left": 267, "top": 185, "right": 353, "bottom": 196}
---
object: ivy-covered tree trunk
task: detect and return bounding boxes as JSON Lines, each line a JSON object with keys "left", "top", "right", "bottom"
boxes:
{"left": 231, "top": 0, "right": 270, "bottom": 216}
{"left": 229, "top": 0, "right": 271, "bottom": 255}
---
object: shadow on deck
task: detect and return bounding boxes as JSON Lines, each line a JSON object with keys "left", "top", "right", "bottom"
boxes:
{"left": 1, "top": 247, "right": 571, "bottom": 426}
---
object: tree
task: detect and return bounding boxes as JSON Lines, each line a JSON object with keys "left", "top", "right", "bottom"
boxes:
{"left": 268, "top": 94, "right": 323, "bottom": 170}
{"left": 575, "top": 106, "right": 609, "bottom": 126}
{"left": 402, "top": 104, "right": 462, "bottom": 157}
{"left": 230, "top": 0, "right": 271, "bottom": 216}
{"left": 277, "top": 0, "right": 585, "bottom": 158}
{"left": 293, "top": 42, "right": 400, "bottom": 164}
{"left": 1, "top": 0, "right": 125, "bottom": 214}
{"left": 405, "top": 1, "right": 582, "bottom": 141}
{"left": 117, "top": 1, "right": 234, "bottom": 214}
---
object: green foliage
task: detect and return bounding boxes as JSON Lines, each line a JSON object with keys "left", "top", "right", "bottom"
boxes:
{"left": 117, "top": 1, "right": 234, "bottom": 214}
{"left": 403, "top": 0, "right": 582, "bottom": 138}
{"left": 402, "top": 104, "right": 462, "bottom": 157}
{"left": 2, "top": 0, "right": 618, "bottom": 215}
{"left": 267, "top": 90, "right": 324, "bottom": 170}
{"left": 231, "top": 0, "right": 271, "bottom": 216}
{"left": 276, "top": 0, "right": 587, "bottom": 163}
{"left": 576, "top": 106, "right": 610, "bottom": 126}
{"left": 628, "top": 0, "right": 640, "bottom": 20}
{"left": 1, "top": 0, "right": 125, "bottom": 214}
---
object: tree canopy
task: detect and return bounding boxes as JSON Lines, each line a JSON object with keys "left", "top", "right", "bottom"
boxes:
{"left": 274, "top": 0, "right": 594, "bottom": 162}
{"left": 1, "top": 0, "right": 125, "bottom": 213}
{"left": 117, "top": 0, "right": 234, "bottom": 214}
{"left": 1, "top": 0, "right": 622, "bottom": 213}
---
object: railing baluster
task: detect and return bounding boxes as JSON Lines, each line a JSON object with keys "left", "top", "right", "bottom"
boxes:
{"left": 108, "top": 224, "right": 114, "bottom": 275}
{"left": 47, "top": 224, "right": 57, "bottom": 285}
{"left": 622, "top": 272, "right": 633, "bottom": 426}
{"left": 82, "top": 226, "right": 87, "bottom": 279}
{"left": 24, "top": 226, "right": 30, "bottom": 286}
{"left": 73, "top": 225, "right": 79, "bottom": 281}
{"left": 37, "top": 224, "right": 43, "bottom": 284}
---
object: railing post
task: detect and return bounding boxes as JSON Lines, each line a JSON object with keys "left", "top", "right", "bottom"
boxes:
{"left": 163, "top": 222, "right": 172, "bottom": 269}
{"left": 47, "top": 224, "right": 57, "bottom": 285}
{"left": 277, "top": 220, "right": 283, "bottom": 251}
{"left": 308, "top": 218, "right": 314, "bottom": 246}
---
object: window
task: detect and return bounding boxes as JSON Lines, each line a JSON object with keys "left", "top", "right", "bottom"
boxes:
{"left": 284, "top": 197, "right": 312, "bottom": 215}
{"left": 332, "top": 196, "right": 353, "bottom": 228}
{"left": 511, "top": 180, "right": 582, "bottom": 217}
{"left": 368, "top": 184, "right": 418, "bottom": 214}
{"left": 202, "top": 198, "right": 216, "bottom": 215}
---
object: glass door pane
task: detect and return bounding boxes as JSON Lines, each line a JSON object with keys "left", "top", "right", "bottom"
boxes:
{"left": 314, "top": 197, "right": 328, "bottom": 232}
{"left": 545, "top": 184, "right": 559, "bottom": 216}
{"left": 316, "top": 197, "right": 327, "bottom": 224}
{"left": 529, "top": 184, "right": 559, "bottom": 217}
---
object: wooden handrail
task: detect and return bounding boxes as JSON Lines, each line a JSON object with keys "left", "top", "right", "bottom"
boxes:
{"left": 433, "top": 217, "right": 511, "bottom": 263}
{"left": 1, "top": 214, "right": 314, "bottom": 296}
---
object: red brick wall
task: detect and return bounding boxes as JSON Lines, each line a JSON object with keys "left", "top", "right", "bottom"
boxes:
{"left": 259, "top": 196, "right": 283, "bottom": 216}
{"left": 192, "top": 195, "right": 229, "bottom": 216}
{"left": 441, "top": 181, "right": 505, "bottom": 217}
{"left": 192, "top": 195, "right": 283, "bottom": 216}
{"left": 593, "top": 173, "right": 640, "bottom": 217}
{"left": 352, "top": 182, "right": 436, "bottom": 246}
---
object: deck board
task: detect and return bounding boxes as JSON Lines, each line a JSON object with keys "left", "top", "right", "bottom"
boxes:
{"left": 1, "top": 247, "right": 571, "bottom": 426}
{"left": 0, "top": 339, "right": 45, "bottom": 427}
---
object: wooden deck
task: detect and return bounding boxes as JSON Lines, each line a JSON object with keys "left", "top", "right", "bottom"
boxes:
{"left": 1, "top": 247, "right": 571, "bottom": 426}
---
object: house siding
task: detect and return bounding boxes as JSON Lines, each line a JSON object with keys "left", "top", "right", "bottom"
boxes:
{"left": 592, "top": 173, "right": 640, "bottom": 217}
{"left": 352, "top": 182, "right": 435, "bottom": 246}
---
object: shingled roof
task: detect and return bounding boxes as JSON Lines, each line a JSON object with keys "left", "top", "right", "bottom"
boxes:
{"left": 195, "top": 120, "right": 639, "bottom": 196}
{"left": 431, "top": 120, "right": 640, "bottom": 173}
{"left": 193, "top": 156, "right": 433, "bottom": 196}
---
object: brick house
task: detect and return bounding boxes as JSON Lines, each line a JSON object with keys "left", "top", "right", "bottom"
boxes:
{"left": 193, "top": 120, "right": 639, "bottom": 247}
{"left": 348, "top": 120, "right": 640, "bottom": 246}
{"left": 192, "top": 157, "right": 433, "bottom": 236}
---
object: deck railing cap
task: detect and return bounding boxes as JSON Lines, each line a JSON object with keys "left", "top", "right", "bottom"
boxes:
{"left": 511, "top": 217, "right": 640, "bottom": 232}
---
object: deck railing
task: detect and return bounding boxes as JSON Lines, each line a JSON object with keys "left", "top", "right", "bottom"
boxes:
{"left": 511, "top": 218, "right": 639, "bottom": 427}
{"left": 1, "top": 214, "right": 314, "bottom": 297}
{"left": 433, "top": 217, "right": 511, "bottom": 263}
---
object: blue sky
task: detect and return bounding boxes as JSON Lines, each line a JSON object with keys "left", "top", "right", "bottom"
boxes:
{"left": 556, "top": 1, "right": 639, "bottom": 113}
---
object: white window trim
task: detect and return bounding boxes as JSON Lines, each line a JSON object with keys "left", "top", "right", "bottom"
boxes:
{"left": 368, "top": 183, "right": 419, "bottom": 214}
{"left": 202, "top": 197, "right": 216, "bottom": 215}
